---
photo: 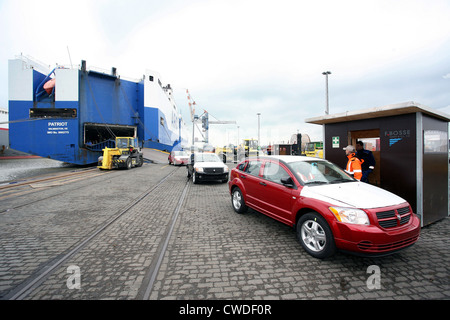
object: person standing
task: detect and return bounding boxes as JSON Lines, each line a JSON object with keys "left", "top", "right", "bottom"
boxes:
{"left": 343, "top": 145, "right": 363, "bottom": 181}
{"left": 355, "top": 141, "right": 376, "bottom": 183}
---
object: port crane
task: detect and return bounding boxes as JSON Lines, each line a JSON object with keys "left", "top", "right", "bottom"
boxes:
{"left": 186, "top": 89, "right": 236, "bottom": 144}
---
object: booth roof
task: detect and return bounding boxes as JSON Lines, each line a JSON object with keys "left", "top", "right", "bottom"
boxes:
{"left": 305, "top": 101, "right": 450, "bottom": 125}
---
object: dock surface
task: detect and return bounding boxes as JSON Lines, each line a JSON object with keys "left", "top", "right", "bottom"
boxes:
{"left": 0, "top": 162, "right": 449, "bottom": 302}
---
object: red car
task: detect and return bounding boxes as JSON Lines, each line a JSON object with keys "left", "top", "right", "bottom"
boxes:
{"left": 228, "top": 155, "right": 420, "bottom": 259}
{"left": 168, "top": 150, "right": 190, "bottom": 165}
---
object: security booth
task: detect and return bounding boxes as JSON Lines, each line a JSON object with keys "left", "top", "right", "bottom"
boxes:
{"left": 273, "top": 144, "right": 293, "bottom": 155}
{"left": 305, "top": 101, "right": 450, "bottom": 227}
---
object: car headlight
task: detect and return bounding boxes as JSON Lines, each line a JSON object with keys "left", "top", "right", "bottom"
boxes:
{"left": 224, "top": 166, "right": 229, "bottom": 172}
{"left": 195, "top": 167, "right": 204, "bottom": 173}
{"left": 329, "top": 207, "right": 370, "bottom": 225}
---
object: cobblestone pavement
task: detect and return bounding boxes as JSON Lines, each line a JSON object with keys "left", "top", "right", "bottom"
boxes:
{"left": 0, "top": 163, "right": 449, "bottom": 300}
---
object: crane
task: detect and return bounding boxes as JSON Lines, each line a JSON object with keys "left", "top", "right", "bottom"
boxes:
{"left": 185, "top": 89, "right": 236, "bottom": 145}
{"left": 186, "top": 89, "right": 196, "bottom": 123}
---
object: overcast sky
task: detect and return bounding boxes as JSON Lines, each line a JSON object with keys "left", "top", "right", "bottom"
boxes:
{"left": 1, "top": 0, "right": 449, "bottom": 146}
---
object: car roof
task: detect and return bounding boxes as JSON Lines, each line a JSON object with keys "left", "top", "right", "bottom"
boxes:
{"left": 247, "top": 155, "right": 326, "bottom": 163}
{"left": 194, "top": 152, "right": 219, "bottom": 157}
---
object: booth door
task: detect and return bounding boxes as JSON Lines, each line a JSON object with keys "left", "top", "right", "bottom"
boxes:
{"left": 350, "top": 129, "right": 381, "bottom": 186}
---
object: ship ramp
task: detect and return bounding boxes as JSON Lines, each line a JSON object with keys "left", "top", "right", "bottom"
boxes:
{"left": 142, "top": 148, "right": 170, "bottom": 164}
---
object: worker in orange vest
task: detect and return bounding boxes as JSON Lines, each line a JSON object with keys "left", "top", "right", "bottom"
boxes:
{"left": 343, "top": 145, "right": 363, "bottom": 181}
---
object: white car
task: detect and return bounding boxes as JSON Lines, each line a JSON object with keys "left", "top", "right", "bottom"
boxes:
{"left": 187, "top": 153, "right": 229, "bottom": 184}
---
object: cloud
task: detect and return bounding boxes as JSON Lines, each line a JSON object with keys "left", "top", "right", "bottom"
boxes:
{"left": 1, "top": 0, "right": 450, "bottom": 146}
{"left": 1, "top": 0, "right": 107, "bottom": 64}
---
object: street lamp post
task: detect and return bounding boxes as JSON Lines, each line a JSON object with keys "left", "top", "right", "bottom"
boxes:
{"left": 322, "top": 71, "right": 331, "bottom": 115}
{"left": 237, "top": 125, "right": 240, "bottom": 146}
{"left": 257, "top": 113, "right": 261, "bottom": 155}
{"left": 322, "top": 71, "right": 331, "bottom": 159}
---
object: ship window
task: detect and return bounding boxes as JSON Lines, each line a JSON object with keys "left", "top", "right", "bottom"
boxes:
{"left": 149, "top": 75, "right": 154, "bottom": 82}
{"left": 30, "top": 108, "right": 77, "bottom": 118}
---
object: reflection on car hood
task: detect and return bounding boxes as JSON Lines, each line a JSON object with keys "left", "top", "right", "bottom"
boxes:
{"left": 300, "top": 181, "right": 406, "bottom": 209}
{"left": 194, "top": 162, "right": 227, "bottom": 168}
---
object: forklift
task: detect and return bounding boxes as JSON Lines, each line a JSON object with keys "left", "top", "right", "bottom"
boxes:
{"left": 97, "top": 137, "right": 144, "bottom": 170}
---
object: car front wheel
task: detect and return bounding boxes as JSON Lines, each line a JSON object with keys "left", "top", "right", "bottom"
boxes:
{"left": 231, "top": 188, "right": 247, "bottom": 213}
{"left": 192, "top": 172, "right": 198, "bottom": 184}
{"left": 297, "top": 212, "right": 336, "bottom": 259}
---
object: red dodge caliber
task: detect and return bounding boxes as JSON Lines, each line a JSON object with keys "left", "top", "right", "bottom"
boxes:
{"left": 228, "top": 155, "right": 421, "bottom": 259}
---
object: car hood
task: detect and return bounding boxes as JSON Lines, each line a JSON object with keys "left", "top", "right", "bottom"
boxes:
{"left": 300, "top": 181, "right": 407, "bottom": 209}
{"left": 194, "top": 162, "right": 227, "bottom": 168}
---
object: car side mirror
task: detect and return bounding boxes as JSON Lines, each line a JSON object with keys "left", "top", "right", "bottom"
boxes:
{"left": 281, "top": 177, "right": 295, "bottom": 188}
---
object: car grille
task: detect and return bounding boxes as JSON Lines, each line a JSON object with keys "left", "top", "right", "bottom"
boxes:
{"left": 203, "top": 167, "right": 224, "bottom": 174}
{"left": 376, "top": 206, "right": 411, "bottom": 229}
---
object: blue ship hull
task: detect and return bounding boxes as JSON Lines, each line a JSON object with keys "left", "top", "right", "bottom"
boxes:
{"left": 8, "top": 57, "right": 188, "bottom": 165}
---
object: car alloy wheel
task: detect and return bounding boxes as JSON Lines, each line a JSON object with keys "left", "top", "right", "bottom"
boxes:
{"left": 233, "top": 191, "right": 241, "bottom": 209}
{"left": 297, "top": 212, "right": 336, "bottom": 259}
{"left": 301, "top": 220, "right": 326, "bottom": 252}
{"left": 232, "top": 188, "right": 247, "bottom": 213}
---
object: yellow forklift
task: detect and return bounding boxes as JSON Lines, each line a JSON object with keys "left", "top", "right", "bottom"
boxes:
{"left": 97, "top": 137, "right": 144, "bottom": 170}
{"left": 236, "top": 138, "right": 259, "bottom": 161}
{"left": 304, "top": 141, "right": 324, "bottom": 158}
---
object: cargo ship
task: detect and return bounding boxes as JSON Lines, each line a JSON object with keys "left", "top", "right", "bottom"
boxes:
{"left": 8, "top": 55, "right": 189, "bottom": 165}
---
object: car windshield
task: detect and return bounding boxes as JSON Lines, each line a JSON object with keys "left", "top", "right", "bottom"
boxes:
{"left": 195, "top": 153, "right": 221, "bottom": 162}
{"left": 174, "top": 151, "right": 188, "bottom": 156}
{"left": 288, "top": 160, "right": 354, "bottom": 185}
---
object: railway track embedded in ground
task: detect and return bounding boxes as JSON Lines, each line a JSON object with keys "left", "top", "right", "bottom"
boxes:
{"left": 2, "top": 165, "right": 191, "bottom": 300}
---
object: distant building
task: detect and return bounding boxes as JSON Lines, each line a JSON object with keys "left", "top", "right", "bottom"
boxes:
{"left": 0, "top": 108, "right": 9, "bottom": 148}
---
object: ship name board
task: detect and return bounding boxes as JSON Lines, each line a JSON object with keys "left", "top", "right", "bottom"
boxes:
{"left": 47, "top": 121, "right": 69, "bottom": 135}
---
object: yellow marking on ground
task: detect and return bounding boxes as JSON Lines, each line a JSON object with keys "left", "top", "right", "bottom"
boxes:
{"left": 148, "top": 148, "right": 170, "bottom": 155}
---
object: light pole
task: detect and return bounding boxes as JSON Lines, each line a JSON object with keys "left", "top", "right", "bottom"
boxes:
{"left": 322, "top": 71, "right": 331, "bottom": 115}
{"left": 257, "top": 113, "right": 261, "bottom": 154}
{"left": 322, "top": 71, "right": 331, "bottom": 159}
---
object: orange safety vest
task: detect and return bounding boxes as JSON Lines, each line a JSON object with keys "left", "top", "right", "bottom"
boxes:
{"left": 345, "top": 153, "right": 363, "bottom": 181}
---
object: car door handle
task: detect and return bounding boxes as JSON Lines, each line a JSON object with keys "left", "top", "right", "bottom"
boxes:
{"left": 259, "top": 182, "right": 267, "bottom": 186}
